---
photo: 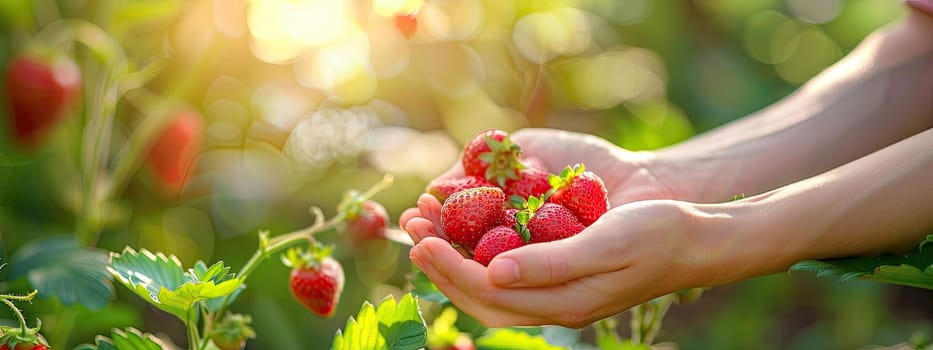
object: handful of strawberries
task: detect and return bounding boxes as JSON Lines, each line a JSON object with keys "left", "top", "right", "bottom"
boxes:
{"left": 429, "top": 129, "right": 611, "bottom": 265}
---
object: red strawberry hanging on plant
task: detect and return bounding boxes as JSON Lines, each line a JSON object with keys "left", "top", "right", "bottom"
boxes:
{"left": 147, "top": 109, "right": 203, "bottom": 195}
{"left": 4, "top": 53, "right": 81, "bottom": 146}
{"left": 283, "top": 243, "right": 345, "bottom": 318}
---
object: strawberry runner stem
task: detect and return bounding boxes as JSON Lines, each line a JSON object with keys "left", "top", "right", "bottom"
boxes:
{"left": 0, "top": 290, "right": 38, "bottom": 335}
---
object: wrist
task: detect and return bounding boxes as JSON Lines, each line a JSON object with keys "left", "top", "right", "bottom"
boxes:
{"left": 641, "top": 150, "right": 740, "bottom": 204}
{"left": 682, "top": 196, "right": 802, "bottom": 287}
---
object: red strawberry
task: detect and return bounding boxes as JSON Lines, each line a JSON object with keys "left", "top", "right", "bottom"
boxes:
{"left": 4, "top": 54, "right": 81, "bottom": 146}
{"left": 284, "top": 245, "right": 345, "bottom": 318}
{"left": 500, "top": 208, "right": 519, "bottom": 229}
{"left": 395, "top": 13, "right": 418, "bottom": 39}
{"left": 440, "top": 187, "right": 505, "bottom": 249}
{"left": 548, "top": 164, "right": 610, "bottom": 226}
{"left": 147, "top": 110, "right": 203, "bottom": 195}
{"left": 526, "top": 203, "right": 585, "bottom": 243}
{"left": 0, "top": 344, "right": 46, "bottom": 350}
{"left": 428, "top": 176, "right": 494, "bottom": 202}
{"left": 461, "top": 129, "right": 524, "bottom": 187}
{"left": 345, "top": 200, "right": 389, "bottom": 244}
{"left": 503, "top": 156, "right": 551, "bottom": 200}
{"left": 210, "top": 313, "right": 256, "bottom": 350}
{"left": 473, "top": 225, "right": 526, "bottom": 266}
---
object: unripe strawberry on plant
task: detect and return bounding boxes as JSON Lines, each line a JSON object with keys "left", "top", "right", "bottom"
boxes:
{"left": 548, "top": 163, "right": 610, "bottom": 226}
{"left": 503, "top": 156, "right": 550, "bottom": 200}
{"left": 147, "top": 110, "right": 203, "bottom": 195}
{"left": 210, "top": 313, "right": 256, "bottom": 350}
{"left": 440, "top": 186, "right": 506, "bottom": 250}
{"left": 461, "top": 129, "right": 525, "bottom": 187}
{"left": 4, "top": 54, "right": 81, "bottom": 146}
{"left": 473, "top": 225, "right": 526, "bottom": 266}
{"left": 427, "top": 176, "right": 494, "bottom": 202}
{"left": 283, "top": 244, "right": 345, "bottom": 318}
{"left": 394, "top": 13, "right": 418, "bottom": 39}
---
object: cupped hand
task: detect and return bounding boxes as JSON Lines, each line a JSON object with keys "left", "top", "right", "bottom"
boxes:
{"left": 407, "top": 198, "right": 699, "bottom": 328}
{"left": 397, "top": 128, "right": 699, "bottom": 327}
{"left": 399, "top": 128, "right": 678, "bottom": 243}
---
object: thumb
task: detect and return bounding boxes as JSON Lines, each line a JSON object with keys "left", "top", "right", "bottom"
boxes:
{"left": 486, "top": 228, "right": 622, "bottom": 287}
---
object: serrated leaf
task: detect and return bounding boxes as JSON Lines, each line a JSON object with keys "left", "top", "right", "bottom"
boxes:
{"left": 76, "top": 327, "right": 167, "bottom": 350}
{"left": 790, "top": 236, "right": 933, "bottom": 290}
{"left": 863, "top": 265, "right": 933, "bottom": 290}
{"left": 476, "top": 329, "right": 565, "bottom": 350}
{"left": 108, "top": 247, "right": 242, "bottom": 321}
{"left": 408, "top": 270, "right": 448, "bottom": 303}
{"left": 9, "top": 236, "right": 114, "bottom": 310}
{"left": 332, "top": 293, "right": 427, "bottom": 350}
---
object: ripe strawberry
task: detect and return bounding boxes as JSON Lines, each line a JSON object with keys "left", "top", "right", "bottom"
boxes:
{"left": 500, "top": 208, "right": 519, "bottom": 229}
{"left": 473, "top": 225, "right": 526, "bottom": 266}
{"left": 147, "top": 109, "right": 203, "bottom": 195}
{"left": 283, "top": 245, "right": 345, "bottom": 318}
{"left": 4, "top": 54, "right": 81, "bottom": 146}
{"left": 548, "top": 164, "right": 610, "bottom": 226}
{"left": 395, "top": 13, "right": 418, "bottom": 39}
{"left": 428, "top": 176, "right": 495, "bottom": 202}
{"left": 210, "top": 313, "right": 256, "bottom": 350}
{"left": 461, "top": 129, "right": 524, "bottom": 187}
{"left": 440, "top": 187, "right": 505, "bottom": 250}
{"left": 503, "top": 156, "right": 550, "bottom": 199}
{"left": 526, "top": 202, "right": 585, "bottom": 243}
{"left": 0, "top": 344, "right": 47, "bottom": 350}
{"left": 345, "top": 200, "right": 389, "bottom": 244}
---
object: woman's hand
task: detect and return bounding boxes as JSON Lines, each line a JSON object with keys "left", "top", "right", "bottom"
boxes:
{"left": 407, "top": 199, "right": 707, "bottom": 328}
{"left": 400, "top": 128, "right": 682, "bottom": 243}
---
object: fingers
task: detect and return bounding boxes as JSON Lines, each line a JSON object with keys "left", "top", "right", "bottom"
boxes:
{"left": 414, "top": 237, "right": 619, "bottom": 328}
{"left": 399, "top": 207, "right": 421, "bottom": 230}
{"left": 416, "top": 193, "right": 446, "bottom": 239}
{"left": 487, "top": 223, "right": 627, "bottom": 287}
{"left": 410, "top": 238, "right": 548, "bottom": 327}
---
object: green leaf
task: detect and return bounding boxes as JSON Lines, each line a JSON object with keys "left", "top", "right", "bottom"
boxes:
{"left": 476, "top": 329, "right": 565, "bottom": 350}
{"left": 332, "top": 293, "right": 427, "bottom": 350}
{"left": 790, "top": 235, "right": 933, "bottom": 290}
{"left": 108, "top": 247, "right": 242, "bottom": 322}
{"left": 9, "top": 236, "right": 114, "bottom": 310}
{"left": 75, "top": 327, "right": 167, "bottom": 350}
{"left": 409, "top": 270, "right": 448, "bottom": 304}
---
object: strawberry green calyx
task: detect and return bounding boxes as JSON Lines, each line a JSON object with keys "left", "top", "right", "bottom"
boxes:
{"left": 281, "top": 241, "right": 333, "bottom": 270}
{"left": 0, "top": 321, "right": 47, "bottom": 350}
{"left": 547, "top": 163, "right": 586, "bottom": 194}
{"left": 514, "top": 195, "right": 545, "bottom": 243}
{"left": 477, "top": 135, "right": 526, "bottom": 187}
{"left": 336, "top": 174, "right": 395, "bottom": 219}
{"left": 0, "top": 291, "right": 47, "bottom": 349}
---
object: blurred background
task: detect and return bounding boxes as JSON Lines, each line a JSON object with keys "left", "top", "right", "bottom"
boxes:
{"left": 0, "top": 0, "right": 930, "bottom": 348}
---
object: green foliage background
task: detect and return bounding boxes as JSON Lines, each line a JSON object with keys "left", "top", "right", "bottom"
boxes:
{"left": 0, "top": 0, "right": 929, "bottom": 349}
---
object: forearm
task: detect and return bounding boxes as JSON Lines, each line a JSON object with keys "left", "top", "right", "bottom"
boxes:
{"left": 693, "top": 128, "right": 933, "bottom": 286}
{"left": 650, "top": 12, "right": 933, "bottom": 203}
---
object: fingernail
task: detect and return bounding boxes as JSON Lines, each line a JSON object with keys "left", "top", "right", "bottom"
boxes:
{"left": 410, "top": 246, "right": 424, "bottom": 266}
{"left": 488, "top": 258, "right": 520, "bottom": 285}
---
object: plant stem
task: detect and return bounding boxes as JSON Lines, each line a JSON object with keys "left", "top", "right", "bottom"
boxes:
{"left": 187, "top": 306, "right": 200, "bottom": 350}
{"left": 629, "top": 303, "right": 644, "bottom": 345}
{"left": 0, "top": 290, "right": 37, "bottom": 333}
{"left": 643, "top": 294, "right": 676, "bottom": 345}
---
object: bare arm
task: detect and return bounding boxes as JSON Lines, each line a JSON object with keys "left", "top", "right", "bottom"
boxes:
{"left": 695, "top": 127, "right": 933, "bottom": 285}
{"left": 650, "top": 11, "right": 933, "bottom": 203}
